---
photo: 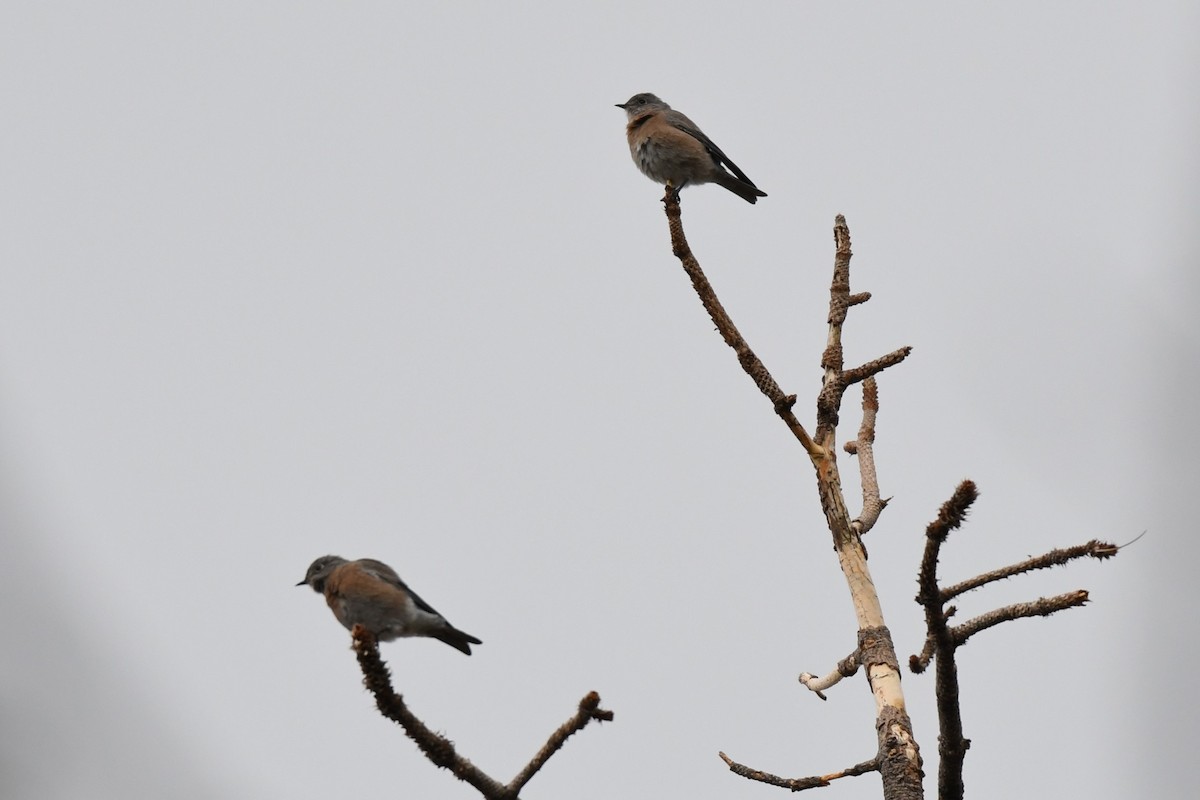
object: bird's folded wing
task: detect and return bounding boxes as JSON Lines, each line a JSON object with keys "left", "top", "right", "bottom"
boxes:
{"left": 356, "top": 558, "right": 443, "bottom": 617}
{"left": 671, "top": 118, "right": 759, "bottom": 188}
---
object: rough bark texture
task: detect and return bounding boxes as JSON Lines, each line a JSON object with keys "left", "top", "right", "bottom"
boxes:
{"left": 663, "top": 197, "right": 921, "bottom": 798}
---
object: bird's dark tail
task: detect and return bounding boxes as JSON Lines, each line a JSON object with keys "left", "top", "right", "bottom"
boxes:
{"left": 710, "top": 172, "right": 768, "bottom": 205}
{"left": 714, "top": 171, "right": 767, "bottom": 204}
{"left": 436, "top": 626, "right": 483, "bottom": 655}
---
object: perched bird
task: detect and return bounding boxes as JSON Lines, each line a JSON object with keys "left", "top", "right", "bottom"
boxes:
{"left": 297, "top": 555, "right": 482, "bottom": 655}
{"left": 616, "top": 92, "right": 767, "bottom": 204}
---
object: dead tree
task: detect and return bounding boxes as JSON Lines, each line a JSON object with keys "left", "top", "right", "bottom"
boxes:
{"left": 657, "top": 191, "right": 1121, "bottom": 799}
{"left": 322, "top": 194, "right": 1122, "bottom": 800}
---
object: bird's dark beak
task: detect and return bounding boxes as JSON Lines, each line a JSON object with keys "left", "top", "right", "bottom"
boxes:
{"left": 295, "top": 579, "right": 308, "bottom": 587}
{"left": 615, "top": 102, "right": 625, "bottom": 109}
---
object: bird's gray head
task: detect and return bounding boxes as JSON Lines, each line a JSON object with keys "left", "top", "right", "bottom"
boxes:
{"left": 616, "top": 93, "right": 670, "bottom": 120}
{"left": 296, "top": 555, "right": 347, "bottom": 592}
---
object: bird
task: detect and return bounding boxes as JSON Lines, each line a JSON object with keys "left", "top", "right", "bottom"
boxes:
{"left": 616, "top": 92, "right": 767, "bottom": 204}
{"left": 297, "top": 555, "right": 482, "bottom": 655}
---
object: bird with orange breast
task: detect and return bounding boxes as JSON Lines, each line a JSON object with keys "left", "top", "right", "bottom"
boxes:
{"left": 297, "top": 555, "right": 482, "bottom": 655}
{"left": 616, "top": 92, "right": 767, "bottom": 204}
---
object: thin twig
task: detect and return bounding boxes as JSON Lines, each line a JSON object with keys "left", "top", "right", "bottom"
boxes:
{"left": 909, "top": 634, "right": 935, "bottom": 674}
{"left": 842, "top": 347, "right": 913, "bottom": 385}
{"left": 940, "top": 541, "right": 1118, "bottom": 602}
{"left": 506, "top": 692, "right": 612, "bottom": 796}
{"left": 951, "top": 591, "right": 1090, "bottom": 646}
{"left": 798, "top": 647, "right": 862, "bottom": 700}
{"left": 719, "top": 751, "right": 880, "bottom": 791}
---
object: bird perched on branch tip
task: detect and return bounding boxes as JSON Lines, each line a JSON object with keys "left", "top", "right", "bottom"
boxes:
{"left": 297, "top": 555, "right": 482, "bottom": 655}
{"left": 616, "top": 92, "right": 767, "bottom": 204}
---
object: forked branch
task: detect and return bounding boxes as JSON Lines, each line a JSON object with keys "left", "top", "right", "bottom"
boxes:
{"left": 352, "top": 626, "right": 611, "bottom": 800}
{"left": 911, "top": 485, "right": 1121, "bottom": 800}
{"left": 662, "top": 195, "right": 921, "bottom": 798}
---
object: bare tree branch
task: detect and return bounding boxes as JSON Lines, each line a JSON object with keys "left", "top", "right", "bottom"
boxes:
{"left": 812, "top": 218, "right": 912, "bottom": 449}
{"left": 846, "top": 376, "right": 888, "bottom": 536}
{"left": 719, "top": 751, "right": 880, "bottom": 791}
{"left": 908, "top": 634, "right": 935, "bottom": 674}
{"left": 352, "top": 626, "right": 611, "bottom": 799}
{"left": 912, "top": 482, "right": 979, "bottom": 800}
{"left": 911, "top": 481, "right": 1119, "bottom": 800}
{"left": 798, "top": 647, "right": 862, "bottom": 700}
{"left": 843, "top": 347, "right": 913, "bottom": 385}
{"left": 940, "top": 541, "right": 1118, "bottom": 602}
{"left": 951, "top": 591, "right": 1090, "bottom": 646}
{"left": 506, "top": 691, "right": 614, "bottom": 797}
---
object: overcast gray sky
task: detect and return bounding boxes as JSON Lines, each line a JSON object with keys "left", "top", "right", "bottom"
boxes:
{"left": 2, "top": 3, "right": 1195, "bottom": 798}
